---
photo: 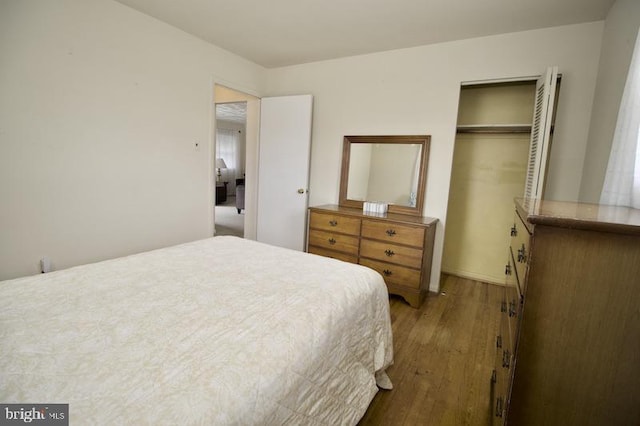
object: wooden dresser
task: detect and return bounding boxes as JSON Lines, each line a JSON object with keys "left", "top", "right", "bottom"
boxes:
{"left": 307, "top": 205, "right": 438, "bottom": 308}
{"left": 492, "top": 198, "right": 640, "bottom": 425}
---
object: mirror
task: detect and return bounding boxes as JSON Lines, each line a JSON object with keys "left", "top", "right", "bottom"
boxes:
{"left": 339, "top": 135, "right": 430, "bottom": 216}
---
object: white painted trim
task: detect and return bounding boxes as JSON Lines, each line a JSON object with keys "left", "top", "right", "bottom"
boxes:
{"left": 461, "top": 75, "right": 540, "bottom": 86}
{"left": 211, "top": 75, "right": 262, "bottom": 99}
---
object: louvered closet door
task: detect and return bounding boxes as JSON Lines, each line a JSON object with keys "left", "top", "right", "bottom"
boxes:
{"left": 524, "top": 66, "right": 558, "bottom": 199}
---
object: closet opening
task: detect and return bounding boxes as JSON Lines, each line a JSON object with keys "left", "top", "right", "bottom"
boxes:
{"left": 442, "top": 77, "right": 560, "bottom": 285}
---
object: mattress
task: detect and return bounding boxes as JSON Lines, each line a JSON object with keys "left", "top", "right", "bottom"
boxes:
{"left": 0, "top": 236, "right": 393, "bottom": 425}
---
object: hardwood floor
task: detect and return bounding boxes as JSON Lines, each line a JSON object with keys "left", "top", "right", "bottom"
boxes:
{"left": 359, "top": 275, "right": 502, "bottom": 426}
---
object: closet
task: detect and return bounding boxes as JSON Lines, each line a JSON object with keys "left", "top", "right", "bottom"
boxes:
{"left": 443, "top": 81, "right": 537, "bottom": 284}
{"left": 444, "top": 68, "right": 559, "bottom": 285}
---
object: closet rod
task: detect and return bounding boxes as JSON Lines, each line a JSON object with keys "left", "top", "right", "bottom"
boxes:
{"left": 456, "top": 124, "right": 532, "bottom": 134}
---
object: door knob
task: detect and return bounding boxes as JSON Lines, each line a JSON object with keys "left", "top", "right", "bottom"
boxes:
{"left": 297, "top": 188, "right": 305, "bottom": 194}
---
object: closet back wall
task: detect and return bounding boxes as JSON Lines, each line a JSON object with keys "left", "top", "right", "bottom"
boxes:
{"left": 443, "top": 83, "right": 535, "bottom": 284}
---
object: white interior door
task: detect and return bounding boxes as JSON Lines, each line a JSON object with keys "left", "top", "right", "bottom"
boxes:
{"left": 257, "top": 95, "right": 313, "bottom": 251}
{"left": 525, "top": 66, "right": 558, "bottom": 199}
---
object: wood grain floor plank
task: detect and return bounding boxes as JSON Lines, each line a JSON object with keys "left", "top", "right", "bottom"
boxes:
{"left": 359, "top": 275, "right": 502, "bottom": 426}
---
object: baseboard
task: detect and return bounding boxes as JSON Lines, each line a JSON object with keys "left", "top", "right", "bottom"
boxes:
{"left": 441, "top": 268, "right": 504, "bottom": 286}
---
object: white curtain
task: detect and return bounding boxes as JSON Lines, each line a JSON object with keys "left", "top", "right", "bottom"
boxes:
{"left": 216, "top": 128, "right": 242, "bottom": 194}
{"left": 600, "top": 29, "right": 640, "bottom": 209}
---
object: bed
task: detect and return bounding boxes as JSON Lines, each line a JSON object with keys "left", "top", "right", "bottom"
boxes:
{"left": 0, "top": 236, "right": 393, "bottom": 425}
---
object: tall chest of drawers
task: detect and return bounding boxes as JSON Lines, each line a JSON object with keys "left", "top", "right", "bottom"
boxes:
{"left": 307, "top": 205, "right": 438, "bottom": 308}
{"left": 492, "top": 200, "right": 529, "bottom": 424}
{"left": 492, "top": 198, "right": 640, "bottom": 425}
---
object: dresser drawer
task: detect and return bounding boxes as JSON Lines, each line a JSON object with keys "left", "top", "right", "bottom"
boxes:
{"left": 495, "top": 286, "right": 512, "bottom": 395}
{"left": 493, "top": 362, "right": 508, "bottom": 424}
{"left": 499, "top": 306, "right": 514, "bottom": 378}
{"left": 308, "top": 246, "right": 358, "bottom": 264}
{"left": 506, "top": 250, "right": 522, "bottom": 301}
{"left": 359, "top": 258, "right": 422, "bottom": 289}
{"left": 360, "top": 239, "right": 423, "bottom": 269}
{"left": 498, "top": 289, "right": 512, "bottom": 354}
{"left": 510, "top": 212, "right": 531, "bottom": 291}
{"left": 361, "top": 219, "right": 425, "bottom": 247}
{"left": 308, "top": 229, "right": 359, "bottom": 255}
{"left": 309, "top": 211, "right": 361, "bottom": 236}
{"left": 505, "top": 278, "right": 520, "bottom": 353}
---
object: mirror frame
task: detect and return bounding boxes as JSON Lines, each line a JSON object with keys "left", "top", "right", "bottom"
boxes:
{"left": 339, "top": 135, "right": 431, "bottom": 217}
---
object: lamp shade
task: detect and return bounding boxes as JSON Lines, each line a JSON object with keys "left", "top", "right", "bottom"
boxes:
{"left": 216, "top": 158, "right": 228, "bottom": 169}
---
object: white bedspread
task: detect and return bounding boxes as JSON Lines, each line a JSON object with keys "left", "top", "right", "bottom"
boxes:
{"left": 0, "top": 236, "right": 393, "bottom": 425}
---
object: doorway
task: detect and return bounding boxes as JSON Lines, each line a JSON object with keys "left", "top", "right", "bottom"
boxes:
{"left": 212, "top": 85, "right": 314, "bottom": 249}
{"left": 215, "top": 102, "right": 246, "bottom": 237}
{"left": 213, "top": 84, "right": 260, "bottom": 240}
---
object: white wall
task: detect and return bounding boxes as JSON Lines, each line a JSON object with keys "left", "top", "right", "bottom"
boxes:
{"left": 265, "top": 22, "right": 604, "bottom": 292}
{"left": 0, "top": 0, "right": 265, "bottom": 280}
{"left": 580, "top": 0, "right": 640, "bottom": 202}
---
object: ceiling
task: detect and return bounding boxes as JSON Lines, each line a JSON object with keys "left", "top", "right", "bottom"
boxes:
{"left": 216, "top": 102, "right": 247, "bottom": 124}
{"left": 115, "top": 0, "right": 614, "bottom": 68}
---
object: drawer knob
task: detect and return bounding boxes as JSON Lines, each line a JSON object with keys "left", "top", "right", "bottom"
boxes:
{"left": 384, "top": 249, "right": 395, "bottom": 257}
{"left": 510, "top": 224, "right": 518, "bottom": 236}
{"left": 502, "top": 350, "right": 511, "bottom": 368}
{"left": 500, "top": 300, "right": 507, "bottom": 313}
{"left": 386, "top": 229, "right": 396, "bottom": 237}
{"left": 509, "top": 300, "right": 517, "bottom": 317}
{"left": 505, "top": 263, "right": 512, "bottom": 276}
{"left": 496, "top": 334, "right": 502, "bottom": 348}
{"left": 329, "top": 220, "right": 338, "bottom": 227}
{"left": 517, "top": 243, "right": 527, "bottom": 262}
{"left": 491, "top": 369, "right": 497, "bottom": 384}
{"left": 382, "top": 269, "right": 393, "bottom": 276}
{"left": 328, "top": 238, "right": 336, "bottom": 245}
{"left": 495, "top": 396, "right": 504, "bottom": 418}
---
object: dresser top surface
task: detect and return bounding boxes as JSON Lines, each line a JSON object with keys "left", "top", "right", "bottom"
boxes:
{"left": 310, "top": 204, "right": 438, "bottom": 226}
{"left": 516, "top": 198, "right": 640, "bottom": 235}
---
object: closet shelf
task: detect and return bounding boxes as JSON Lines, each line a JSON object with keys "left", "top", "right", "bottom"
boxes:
{"left": 456, "top": 124, "right": 532, "bottom": 134}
